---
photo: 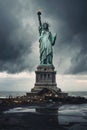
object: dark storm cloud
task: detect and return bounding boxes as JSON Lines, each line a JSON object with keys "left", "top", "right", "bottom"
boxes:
{"left": 0, "top": 0, "right": 87, "bottom": 74}
{"left": 0, "top": 0, "right": 35, "bottom": 73}
{"left": 69, "top": 34, "right": 87, "bottom": 74}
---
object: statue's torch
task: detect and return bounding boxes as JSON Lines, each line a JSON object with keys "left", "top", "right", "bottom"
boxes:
{"left": 37, "top": 11, "right": 42, "bottom": 27}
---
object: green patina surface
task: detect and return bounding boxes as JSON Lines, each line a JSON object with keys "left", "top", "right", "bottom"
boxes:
{"left": 37, "top": 12, "right": 56, "bottom": 65}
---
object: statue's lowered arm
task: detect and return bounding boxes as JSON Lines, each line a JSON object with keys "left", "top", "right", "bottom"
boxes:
{"left": 49, "top": 32, "right": 57, "bottom": 46}
{"left": 52, "top": 33, "right": 57, "bottom": 45}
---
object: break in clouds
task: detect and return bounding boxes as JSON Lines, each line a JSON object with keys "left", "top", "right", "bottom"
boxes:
{"left": 0, "top": 0, "right": 87, "bottom": 74}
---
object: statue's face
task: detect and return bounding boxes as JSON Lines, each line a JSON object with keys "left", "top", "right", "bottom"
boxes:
{"left": 43, "top": 23, "right": 49, "bottom": 30}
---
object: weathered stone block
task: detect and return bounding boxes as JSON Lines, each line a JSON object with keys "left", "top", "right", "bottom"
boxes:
{"left": 31, "top": 65, "right": 60, "bottom": 93}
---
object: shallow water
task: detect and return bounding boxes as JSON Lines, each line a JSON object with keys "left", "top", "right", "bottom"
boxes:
{"left": 4, "top": 107, "right": 36, "bottom": 113}
{"left": 4, "top": 104, "right": 87, "bottom": 125}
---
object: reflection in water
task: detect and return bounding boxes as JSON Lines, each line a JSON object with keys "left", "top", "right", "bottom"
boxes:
{"left": 36, "top": 107, "right": 59, "bottom": 127}
{"left": 58, "top": 104, "right": 87, "bottom": 125}
{"left": 3, "top": 104, "right": 87, "bottom": 130}
{"left": 4, "top": 107, "right": 36, "bottom": 113}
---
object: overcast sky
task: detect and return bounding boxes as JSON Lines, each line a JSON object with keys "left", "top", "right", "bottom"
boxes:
{"left": 0, "top": 0, "right": 87, "bottom": 91}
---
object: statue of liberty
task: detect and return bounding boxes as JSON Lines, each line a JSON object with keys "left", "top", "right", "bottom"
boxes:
{"left": 37, "top": 11, "right": 57, "bottom": 65}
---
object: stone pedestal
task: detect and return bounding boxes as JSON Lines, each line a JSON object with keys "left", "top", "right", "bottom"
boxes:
{"left": 31, "top": 65, "right": 60, "bottom": 93}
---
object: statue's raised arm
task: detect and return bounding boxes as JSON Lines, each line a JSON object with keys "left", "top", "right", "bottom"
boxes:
{"left": 37, "top": 11, "right": 42, "bottom": 36}
{"left": 37, "top": 11, "right": 42, "bottom": 27}
{"left": 37, "top": 12, "right": 57, "bottom": 65}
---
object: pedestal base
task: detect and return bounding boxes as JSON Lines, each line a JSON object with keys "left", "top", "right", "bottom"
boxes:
{"left": 31, "top": 65, "right": 60, "bottom": 94}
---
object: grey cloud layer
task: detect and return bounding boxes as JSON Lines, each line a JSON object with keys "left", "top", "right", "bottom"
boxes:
{"left": 0, "top": 0, "right": 87, "bottom": 74}
{"left": 0, "top": 0, "right": 37, "bottom": 73}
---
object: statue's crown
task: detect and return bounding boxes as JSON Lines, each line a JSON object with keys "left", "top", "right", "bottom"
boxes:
{"left": 42, "top": 22, "right": 49, "bottom": 29}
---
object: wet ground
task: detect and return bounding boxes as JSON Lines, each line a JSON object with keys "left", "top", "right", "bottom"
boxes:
{"left": 0, "top": 104, "right": 87, "bottom": 130}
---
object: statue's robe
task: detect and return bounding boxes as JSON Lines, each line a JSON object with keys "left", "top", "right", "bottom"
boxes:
{"left": 39, "top": 30, "right": 56, "bottom": 64}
